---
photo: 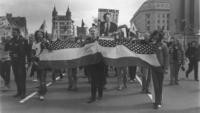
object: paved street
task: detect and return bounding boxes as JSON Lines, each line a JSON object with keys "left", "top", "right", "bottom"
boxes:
{"left": 0, "top": 68, "right": 200, "bottom": 113}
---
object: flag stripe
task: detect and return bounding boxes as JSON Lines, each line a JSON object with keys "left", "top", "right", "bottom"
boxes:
{"left": 39, "top": 40, "right": 160, "bottom": 68}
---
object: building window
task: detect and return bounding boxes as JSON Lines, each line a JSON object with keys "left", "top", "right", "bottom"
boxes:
{"left": 145, "top": 13, "right": 150, "bottom": 18}
{"left": 167, "top": 25, "right": 169, "bottom": 30}
{"left": 60, "top": 22, "right": 65, "bottom": 25}
{"left": 167, "top": 20, "right": 169, "bottom": 24}
{"left": 163, "top": 14, "right": 165, "bottom": 18}
{"left": 167, "top": 13, "right": 170, "bottom": 18}
{"left": 157, "top": 26, "right": 160, "bottom": 30}
{"left": 157, "top": 20, "right": 160, "bottom": 24}
{"left": 157, "top": 4, "right": 160, "bottom": 7}
{"left": 147, "top": 20, "right": 150, "bottom": 24}
{"left": 146, "top": 26, "right": 150, "bottom": 31}
{"left": 157, "top": 14, "right": 160, "bottom": 18}
{"left": 163, "top": 20, "right": 165, "bottom": 23}
{"left": 162, "top": 26, "right": 165, "bottom": 30}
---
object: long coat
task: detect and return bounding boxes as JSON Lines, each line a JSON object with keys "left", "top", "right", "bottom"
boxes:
{"left": 85, "top": 61, "right": 106, "bottom": 87}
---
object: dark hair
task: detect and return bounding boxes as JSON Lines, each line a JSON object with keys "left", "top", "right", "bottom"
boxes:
{"left": 92, "top": 23, "right": 97, "bottom": 27}
{"left": 150, "top": 30, "right": 164, "bottom": 43}
{"left": 34, "top": 30, "right": 45, "bottom": 41}
{"left": 103, "top": 13, "right": 110, "bottom": 21}
{"left": 12, "top": 28, "right": 21, "bottom": 34}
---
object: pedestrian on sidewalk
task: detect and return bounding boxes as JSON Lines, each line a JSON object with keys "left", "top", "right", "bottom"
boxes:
{"left": 185, "top": 41, "right": 199, "bottom": 81}
{"left": 7, "top": 28, "right": 30, "bottom": 99}
{"left": 169, "top": 37, "right": 184, "bottom": 85}
{"left": 0, "top": 36, "right": 11, "bottom": 90}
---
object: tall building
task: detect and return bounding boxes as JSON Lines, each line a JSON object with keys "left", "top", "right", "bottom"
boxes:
{"left": 130, "top": 0, "right": 170, "bottom": 34}
{"left": 52, "top": 6, "right": 75, "bottom": 40}
{"left": 77, "top": 26, "right": 88, "bottom": 38}
{"left": 169, "top": 0, "right": 200, "bottom": 45}
{"left": 0, "top": 13, "right": 28, "bottom": 42}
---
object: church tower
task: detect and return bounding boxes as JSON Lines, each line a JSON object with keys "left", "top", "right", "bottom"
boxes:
{"left": 66, "top": 6, "right": 72, "bottom": 20}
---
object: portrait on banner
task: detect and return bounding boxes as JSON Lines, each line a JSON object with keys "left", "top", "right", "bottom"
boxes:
{"left": 98, "top": 8, "right": 119, "bottom": 37}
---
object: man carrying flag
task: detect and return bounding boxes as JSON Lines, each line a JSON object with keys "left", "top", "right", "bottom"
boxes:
{"left": 150, "top": 30, "right": 169, "bottom": 109}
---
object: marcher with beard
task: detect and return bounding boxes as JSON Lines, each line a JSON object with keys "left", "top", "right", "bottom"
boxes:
{"left": 0, "top": 37, "right": 11, "bottom": 90}
{"left": 7, "top": 28, "right": 30, "bottom": 99}
{"left": 31, "top": 30, "right": 47, "bottom": 100}
{"left": 87, "top": 57, "right": 106, "bottom": 103}
{"left": 185, "top": 41, "right": 199, "bottom": 81}
{"left": 149, "top": 30, "right": 169, "bottom": 109}
{"left": 169, "top": 37, "right": 184, "bottom": 85}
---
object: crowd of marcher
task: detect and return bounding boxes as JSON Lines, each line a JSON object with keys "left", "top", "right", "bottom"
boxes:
{"left": 0, "top": 26, "right": 200, "bottom": 110}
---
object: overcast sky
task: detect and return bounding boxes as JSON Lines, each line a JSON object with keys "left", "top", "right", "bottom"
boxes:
{"left": 0, "top": 0, "right": 146, "bottom": 33}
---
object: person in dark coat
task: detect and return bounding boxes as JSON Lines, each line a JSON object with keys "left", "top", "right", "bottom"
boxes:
{"left": 0, "top": 37, "right": 11, "bottom": 90}
{"left": 185, "top": 41, "right": 199, "bottom": 81}
{"left": 128, "top": 66, "right": 136, "bottom": 82}
{"left": 7, "top": 28, "right": 30, "bottom": 99}
{"left": 86, "top": 58, "right": 106, "bottom": 103}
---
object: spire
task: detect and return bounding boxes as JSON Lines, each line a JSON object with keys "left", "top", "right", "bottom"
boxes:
{"left": 81, "top": 19, "right": 85, "bottom": 27}
{"left": 52, "top": 5, "right": 57, "bottom": 17}
{"left": 66, "top": 6, "right": 71, "bottom": 20}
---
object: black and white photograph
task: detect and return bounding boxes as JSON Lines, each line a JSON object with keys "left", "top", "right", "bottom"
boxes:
{"left": 0, "top": 0, "right": 200, "bottom": 113}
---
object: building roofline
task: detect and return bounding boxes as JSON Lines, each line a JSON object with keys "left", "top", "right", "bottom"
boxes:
{"left": 130, "top": 0, "right": 170, "bottom": 22}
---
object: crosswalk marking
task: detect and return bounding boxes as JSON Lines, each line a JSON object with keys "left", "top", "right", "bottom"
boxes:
{"left": 135, "top": 75, "right": 153, "bottom": 102}
{"left": 19, "top": 76, "right": 61, "bottom": 103}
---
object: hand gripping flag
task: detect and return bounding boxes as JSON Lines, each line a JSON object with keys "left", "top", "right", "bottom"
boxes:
{"left": 39, "top": 37, "right": 160, "bottom": 69}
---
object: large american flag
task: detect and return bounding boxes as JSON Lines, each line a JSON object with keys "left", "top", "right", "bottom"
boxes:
{"left": 46, "top": 38, "right": 156, "bottom": 54}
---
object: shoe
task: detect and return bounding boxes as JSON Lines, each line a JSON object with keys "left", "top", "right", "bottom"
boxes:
{"left": 87, "top": 99, "right": 96, "bottom": 103}
{"left": 67, "top": 86, "right": 72, "bottom": 91}
{"left": 153, "top": 103, "right": 162, "bottom": 109}
{"left": 185, "top": 73, "right": 188, "bottom": 78}
{"left": 195, "top": 79, "right": 199, "bottom": 81}
{"left": 13, "top": 93, "right": 20, "bottom": 98}
{"left": 145, "top": 90, "right": 151, "bottom": 94}
{"left": 2, "top": 86, "right": 9, "bottom": 91}
{"left": 20, "top": 94, "right": 26, "bottom": 99}
{"left": 5, "top": 84, "right": 10, "bottom": 88}
{"left": 39, "top": 96, "right": 44, "bottom": 101}
{"left": 117, "top": 86, "right": 123, "bottom": 91}
{"left": 97, "top": 96, "right": 102, "bottom": 101}
{"left": 175, "top": 82, "right": 179, "bottom": 85}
